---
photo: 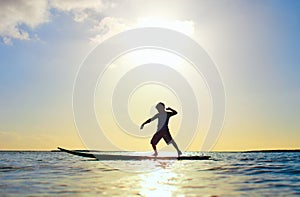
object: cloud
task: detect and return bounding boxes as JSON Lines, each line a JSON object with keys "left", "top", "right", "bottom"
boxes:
{"left": 90, "top": 17, "right": 132, "bottom": 43}
{"left": 0, "top": 1, "right": 194, "bottom": 45}
{"left": 0, "top": 0, "right": 114, "bottom": 45}
{"left": 0, "top": 0, "right": 49, "bottom": 44}
{"left": 3, "top": 36, "right": 13, "bottom": 45}
{"left": 89, "top": 17, "right": 195, "bottom": 43}
{"left": 49, "top": 0, "right": 114, "bottom": 22}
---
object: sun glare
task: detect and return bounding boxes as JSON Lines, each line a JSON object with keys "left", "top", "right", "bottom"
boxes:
{"left": 94, "top": 48, "right": 212, "bottom": 151}
{"left": 135, "top": 17, "right": 195, "bottom": 36}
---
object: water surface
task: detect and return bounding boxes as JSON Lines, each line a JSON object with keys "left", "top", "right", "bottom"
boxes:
{"left": 0, "top": 151, "right": 299, "bottom": 196}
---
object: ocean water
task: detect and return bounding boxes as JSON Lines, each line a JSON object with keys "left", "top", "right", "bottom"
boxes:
{"left": 0, "top": 151, "right": 299, "bottom": 196}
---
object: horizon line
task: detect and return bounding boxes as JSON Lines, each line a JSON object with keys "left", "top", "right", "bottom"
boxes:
{"left": 0, "top": 148, "right": 299, "bottom": 153}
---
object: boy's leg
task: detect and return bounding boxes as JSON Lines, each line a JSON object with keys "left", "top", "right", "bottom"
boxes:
{"left": 150, "top": 131, "right": 163, "bottom": 156}
{"left": 163, "top": 130, "right": 182, "bottom": 156}
{"left": 170, "top": 140, "right": 182, "bottom": 156}
{"left": 152, "top": 144, "right": 158, "bottom": 156}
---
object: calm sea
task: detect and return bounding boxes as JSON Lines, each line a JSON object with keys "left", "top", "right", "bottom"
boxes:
{"left": 0, "top": 151, "right": 299, "bottom": 196}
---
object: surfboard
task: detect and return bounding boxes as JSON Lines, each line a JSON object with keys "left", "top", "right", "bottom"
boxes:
{"left": 58, "top": 147, "right": 211, "bottom": 161}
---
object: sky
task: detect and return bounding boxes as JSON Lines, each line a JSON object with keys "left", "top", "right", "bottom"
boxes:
{"left": 0, "top": 0, "right": 299, "bottom": 151}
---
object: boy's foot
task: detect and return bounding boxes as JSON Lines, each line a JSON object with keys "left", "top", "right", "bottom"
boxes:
{"left": 152, "top": 152, "right": 158, "bottom": 157}
{"left": 177, "top": 151, "right": 182, "bottom": 157}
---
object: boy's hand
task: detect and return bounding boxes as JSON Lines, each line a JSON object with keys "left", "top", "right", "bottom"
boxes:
{"left": 166, "top": 107, "right": 171, "bottom": 110}
{"left": 140, "top": 118, "right": 151, "bottom": 130}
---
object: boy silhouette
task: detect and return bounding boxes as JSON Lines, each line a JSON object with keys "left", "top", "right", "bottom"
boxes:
{"left": 140, "top": 102, "right": 182, "bottom": 157}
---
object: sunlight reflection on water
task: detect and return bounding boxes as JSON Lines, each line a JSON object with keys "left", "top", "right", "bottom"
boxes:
{"left": 139, "top": 169, "right": 178, "bottom": 197}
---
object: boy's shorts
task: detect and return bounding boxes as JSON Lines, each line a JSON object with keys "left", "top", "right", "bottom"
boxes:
{"left": 150, "top": 129, "right": 173, "bottom": 145}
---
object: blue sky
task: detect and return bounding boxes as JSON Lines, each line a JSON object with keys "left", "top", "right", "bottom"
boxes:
{"left": 0, "top": 0, "right": 299, "bottom": 150}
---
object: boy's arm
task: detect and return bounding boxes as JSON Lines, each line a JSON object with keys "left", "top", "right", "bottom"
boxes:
{"left": 140, "top": 119, "right": 151, "bottom": 129}
{"left": 140, "top": 114, "right": 158, "bottom": 129}
{"left": 166, "top": 107, "right": 177, "bottom": 116}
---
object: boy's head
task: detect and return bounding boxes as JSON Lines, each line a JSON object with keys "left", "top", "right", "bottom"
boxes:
{"left": 156, "top": 102, "right": 165, "bottom": 112}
